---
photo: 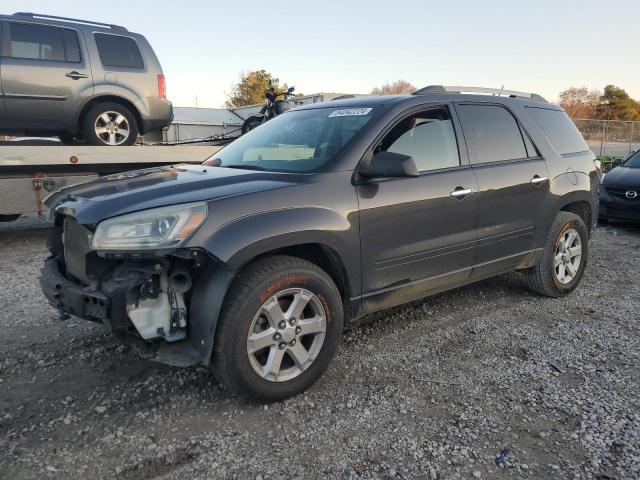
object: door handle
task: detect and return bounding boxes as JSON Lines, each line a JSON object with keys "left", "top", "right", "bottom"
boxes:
{"left": 530, "top": 175, "right": 548, "bottom": 186}
{"left": 450, "top": 187, "right": 473, "bottom": 198}
{"left": 65, "top": 71, "right": 88, "bottom": 80}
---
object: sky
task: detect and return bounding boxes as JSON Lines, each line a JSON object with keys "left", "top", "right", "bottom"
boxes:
{"left": 3, "top": 0, "right": 639, "bottom": 108}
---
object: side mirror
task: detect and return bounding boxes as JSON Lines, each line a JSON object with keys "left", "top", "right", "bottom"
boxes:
{"left": 287, "top": 86, "right": 295, "bottom": 93}
{"left": 359, "top": 151, "right": 419, "bottom": 179}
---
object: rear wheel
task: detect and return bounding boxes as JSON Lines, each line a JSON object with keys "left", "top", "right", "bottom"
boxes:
{"left": 82, "top": 102, "right": 138, "bottom": 146}
{"left": 242, "top": 116, "right": 263, "bottom": 134}
{"left": 523, "top": 212, "right": 589, "bottom": 297}
{"left": 212, "top": 255, "right": 344, "bottom": 402}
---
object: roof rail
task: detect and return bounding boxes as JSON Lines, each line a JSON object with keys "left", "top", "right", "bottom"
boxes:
{"left": 413, "top": 85, "right": 548, "bottom": 103}
{"left": 12, "top": 12, "right": 128, "bottom": 31}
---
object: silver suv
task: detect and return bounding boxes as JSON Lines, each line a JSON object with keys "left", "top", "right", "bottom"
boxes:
{"left": 0, "top": 12, "right": 172, "bottom": 145}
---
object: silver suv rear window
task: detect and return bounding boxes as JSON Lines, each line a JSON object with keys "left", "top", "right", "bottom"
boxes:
{"left": 94, "top": 33, "right": 143, "bottom": 69}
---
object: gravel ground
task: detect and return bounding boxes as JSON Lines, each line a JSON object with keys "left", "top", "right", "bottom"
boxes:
{"left": 0, "top": 215, "right": 639, "bottom": 480}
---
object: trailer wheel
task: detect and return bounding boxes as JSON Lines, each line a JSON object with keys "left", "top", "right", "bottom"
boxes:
{"left": 83, "top": 103, "right": 139, "bottom": 146}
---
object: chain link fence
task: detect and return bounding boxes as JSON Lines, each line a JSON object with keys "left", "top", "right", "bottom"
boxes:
{"left": 572, "top": 118, "right": 639, "bottom": 160}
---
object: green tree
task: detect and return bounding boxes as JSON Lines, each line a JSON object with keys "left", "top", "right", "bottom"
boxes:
{"left": 597, "top": 85, "right": 640, "bottom": 120}
{"left": 225, "top": 70, "right": 280, "bottom": 108}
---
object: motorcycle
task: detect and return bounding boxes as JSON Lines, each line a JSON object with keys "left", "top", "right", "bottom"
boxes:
{"left": 241, "top": 83, "right": 297, "bottom": 134}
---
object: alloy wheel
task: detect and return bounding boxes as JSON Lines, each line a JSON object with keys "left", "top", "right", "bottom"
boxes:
{"left": 554, "top": 228, "right": 582, "bottom": 284}
{"left": 247, "top": 288, "right": 327, "bottom": 382}
{"left": 94, "top": 111, "right": 130, "bottom": 145}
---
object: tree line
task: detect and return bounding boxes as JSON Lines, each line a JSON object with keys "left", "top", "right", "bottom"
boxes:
{"left": 225, "top": 71, "right": 638, "bottom": 122}
{"left": 559, "top": 85, "right": 639, "bottom": 121}
{"left": 224, "top": 71, "right": 417, "bottom": 107}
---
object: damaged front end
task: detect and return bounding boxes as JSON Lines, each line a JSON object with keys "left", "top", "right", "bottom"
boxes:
{"left": 40, "top": 201, "right": 232, "bottom": 367}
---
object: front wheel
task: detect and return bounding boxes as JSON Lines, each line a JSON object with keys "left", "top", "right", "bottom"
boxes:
{"left": 523, "top": 211, "right": 589, "bottom": 297}
{"left": 212, "top": 255, "right": 344, "bottom": 402}
{"left": 82, "top": 102, "right": 139, "bottom": 146}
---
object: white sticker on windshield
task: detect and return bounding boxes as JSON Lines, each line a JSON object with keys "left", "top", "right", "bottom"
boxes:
{"left": 328, "top": 108, "right": 373, "bottom": 118}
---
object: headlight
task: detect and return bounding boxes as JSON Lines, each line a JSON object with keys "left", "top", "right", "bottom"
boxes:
{"left": 92, "top": 202, "right": 207, "bottom": 250}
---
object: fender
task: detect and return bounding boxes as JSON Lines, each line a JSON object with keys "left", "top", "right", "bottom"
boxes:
{"left": 246, "top": 113, "right": 266, "bottom": 121}
{"left": 203, "top": 206, "right": 357, "bottom": 274}
{"left": 541, "top": 171, "right": 597, "bottom": 239}
{"left": 74, "top": 84, "right": 147, "bottom": 129}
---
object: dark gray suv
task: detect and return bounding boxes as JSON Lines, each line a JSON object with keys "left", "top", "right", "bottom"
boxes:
{"left": 40, "top": 86, "right": 600, "bottom": 401}
{"left": 0, "top": 12, "right": 172, "bottom": 145}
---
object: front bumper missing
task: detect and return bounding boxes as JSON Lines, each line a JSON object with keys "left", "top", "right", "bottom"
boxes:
{"left": 39, "top": 255, "right": 234, "bottom": 368}
{"left": 40, "top": 257, "right": 109, "bottom": 322}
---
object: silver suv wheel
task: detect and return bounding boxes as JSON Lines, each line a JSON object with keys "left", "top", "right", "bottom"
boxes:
{"left": 247, "top": 288, "right": 327, "bottom": 382}
{"left": 554, "top": 227, "right": 582, "bottom": 284}
{"left": 94, "top": 111, "right": 131, "bottom": 145}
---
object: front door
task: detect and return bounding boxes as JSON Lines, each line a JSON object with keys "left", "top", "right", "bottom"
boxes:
{"left": 357, "top": 105, "right": 479, "bottom": 312}
{"left": 0, "top": 21, "right": 93, "bottom": 130}
{"left": 454, "top": 103, "right": 550, "bottom": 276}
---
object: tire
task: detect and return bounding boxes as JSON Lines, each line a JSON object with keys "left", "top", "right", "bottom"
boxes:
{"left": 82, "top": 102, "right": 139, "bottom": 146}
{"left": 212, "top": 255, "right": 344, "bottom": 402}
{"left": 523, "top": 212, "right": 589, "bottom": 298}
{"left": 242, "top": 116, "right": 263, "bottom": 134}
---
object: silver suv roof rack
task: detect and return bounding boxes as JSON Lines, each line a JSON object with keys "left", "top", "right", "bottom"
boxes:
{"left": 413, "top": 85, "right": 547, "bottom": 103}
{"left": 12, "top": 12, "right": 128, "bottom": 32}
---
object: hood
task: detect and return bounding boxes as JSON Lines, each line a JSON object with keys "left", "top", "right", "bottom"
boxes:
{"left": 47, "top": 164, "right": 298, "bottom": 224}
{"left": 603, "top": 166, "right": 640, "bottom": 187}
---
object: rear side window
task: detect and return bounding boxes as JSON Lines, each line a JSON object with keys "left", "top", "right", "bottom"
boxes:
{"left": 527, "top": 107, "right": 589, "bottom": 155}
{"left": 377, "top": 107, "right": 460, "bottom": 172}
{"left": 94, "top": 33, "right": 143, "bottom": 69}
{"left": 456, "top": 104, "right": 528, "bottom": 164}
{"left": 5, "top": 22, "right": 81, "bottom": 62}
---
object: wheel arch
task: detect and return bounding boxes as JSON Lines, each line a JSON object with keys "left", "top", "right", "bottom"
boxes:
{"left": 560, "top": 200, "right": 593, "bottom": 233}
{"left": 76, "top": 95, "right": 144, "bottom": 135}
{"left": 244, "top": 243, "right": 352, "bottom": 318}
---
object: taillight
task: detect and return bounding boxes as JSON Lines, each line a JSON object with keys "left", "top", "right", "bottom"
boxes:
{"left": 157, "top": 74, "right": 166, "bottom": 99}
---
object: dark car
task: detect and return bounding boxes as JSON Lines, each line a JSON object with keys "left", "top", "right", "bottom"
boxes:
{"left": 40, "top": 86, "right": 600, "bottom": 401}
{"left": 0, "top": 12, "right": 172, "bottom": 145}
{"left": 599, "top": 150, "right": 640, "bottom": 223}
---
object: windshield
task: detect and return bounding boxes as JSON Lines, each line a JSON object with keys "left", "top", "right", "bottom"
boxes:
{"left": 622, "top": 150, "right": 640, "bottom": 168}
{"left": 204, "top": 107, "right": 378, "bottom": 173}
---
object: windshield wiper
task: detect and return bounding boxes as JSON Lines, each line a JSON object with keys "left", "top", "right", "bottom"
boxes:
{"left": 223, "top": 164, "right": 267, "bottom": 171}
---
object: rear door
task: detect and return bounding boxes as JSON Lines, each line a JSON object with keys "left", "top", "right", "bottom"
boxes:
{"left": 0, "top": 21, "right": 93, "bottom": 130}
{"left": 357, "top": 104, "right": 479, "bottom": 311}
{"left": 454, "top": 103, "right": 550, "bottom": 276}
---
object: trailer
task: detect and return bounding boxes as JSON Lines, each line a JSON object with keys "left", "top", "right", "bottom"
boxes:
{"left": 0, "top": 145, "right": 223, "bottom": 221}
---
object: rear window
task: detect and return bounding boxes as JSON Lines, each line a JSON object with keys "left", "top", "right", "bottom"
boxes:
{"left": 527, "top": 107, "right": 588, "bottom": 155}
{"left": 94, "top": 33, "right": 143, "bottom": 69}
{"left": 456, "top": 104, "right": 528, "bottom": 164}
{"left": 5, "top": 22, "right": 81, "bottom": 62}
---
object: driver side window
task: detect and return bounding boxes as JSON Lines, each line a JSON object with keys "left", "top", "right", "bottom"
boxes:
{"left": 377, "top": 106, "right": 460, "bottom": 172}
